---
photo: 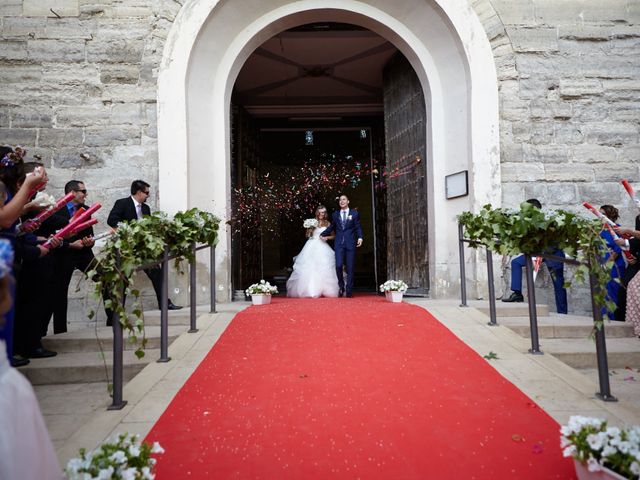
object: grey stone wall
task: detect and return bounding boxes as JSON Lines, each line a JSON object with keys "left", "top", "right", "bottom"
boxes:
{"left": 0, "top": 0, "right": 181, "bottom": 219}
{"left": 477, "top": 0, "right": 640, "bottom": 314}
{"left": 1, "top": 0, "right": 638, "bottom": 316}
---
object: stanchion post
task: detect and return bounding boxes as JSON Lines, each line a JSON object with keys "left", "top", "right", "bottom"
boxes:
{"left": 458, "top": 223, "right": 467, "bottom": 307}
{"left": 108, "top": 253, "right": 127, "bottom": 410}
{"left": 486, "top": 248, "right": 497, "bottom": 326}
{"left": 589, "top": 272, "right": 617, "bottom": 402}
{"left": 525, "top": 254, "right": 543, "bottom": 354}
{"left": 210, "top": 244, "right": 217, "bottom": 313}
{"left": 189, "top": 242, "right": 198, "bottom": 333}
{"left": 158, "top": 245, "right": 171, "bottom": 363}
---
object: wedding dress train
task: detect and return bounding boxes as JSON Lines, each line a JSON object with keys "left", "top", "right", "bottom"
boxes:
{"left": 286, "top": 226, "right": 339, "bottom": 298}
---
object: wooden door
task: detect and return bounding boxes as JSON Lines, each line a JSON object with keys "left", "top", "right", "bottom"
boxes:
{"left": 382, "top": 54, "right": 429, "bottom": 294}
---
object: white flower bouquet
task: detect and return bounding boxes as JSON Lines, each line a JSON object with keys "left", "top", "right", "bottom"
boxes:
{"left": 303, "top": 218, "right": 318, "bottom": 229}
{"left": 245, "top": 279, "right": 278, "bottom": 296}
{"left": 31, "top": 191, "right": 57, "bottom": 209}
{"left": 560, "top": 415, "right": 640, "bottom": 479}
{"left": 66, "top": 432, "right": 164, "bottom": 480}
{"left": 379, "top": 280, "right": 408, "bottom": 293}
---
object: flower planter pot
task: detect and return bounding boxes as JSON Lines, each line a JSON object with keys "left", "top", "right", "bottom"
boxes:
{"left": 573, "top": 459, "right": 627, "bottom": 480}
{"left": 385, "top": 291, "right": 404, "bottom": 303}
{"left": 251, "top": 294, "right": 272, "bottom": 305}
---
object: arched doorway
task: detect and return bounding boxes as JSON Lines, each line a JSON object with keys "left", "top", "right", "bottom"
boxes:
{"left": 229, "top": 24, "right": 429, "bottom": 296}
{"left": 158, "top": 0, "right": 500, "bottom": 301}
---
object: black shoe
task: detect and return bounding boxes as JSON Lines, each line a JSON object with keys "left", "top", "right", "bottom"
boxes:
{"left": 338, "top": 288, "right": 345, "bottom": 297}
{"left": 11, "top": 355, "right": 30, "bottom": 367}
{"left": 167, "top": 301, "right": 183, "bottom": 311}
{"left": 346, "top": 293, "right": 353, "bottom": 298}
{"left": 502, "top": 291, "right": 524, "bottom": 303}
{"left": 28, "top": 347, "right": 57, "bottom": 359}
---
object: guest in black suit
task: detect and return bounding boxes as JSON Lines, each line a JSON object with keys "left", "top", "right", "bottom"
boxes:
{"left": 13, "top": 162, "right": 65, "bottom": 359}
{"left": 51, "top": 180, "right": 96, "bottom": 334}
{"left": 106, "top": 180, "right": 182, "bottom": 325}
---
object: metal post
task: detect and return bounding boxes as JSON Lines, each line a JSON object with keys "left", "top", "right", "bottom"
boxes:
{"left": 524, "top": 254, "right": 543, "bottom": 354}
{"left": 486, "top": 248, "right": 497, "bottom": 326}
{"left": 458, "top": 223, "right": 467, "bottom": 307}
{"left": 189, "top": 242, "right": 198, "bottom": 333}
{"left": 158, "top": 246, "right": 171, "bottom": 363}
{"left": 108, "top": 263, "right": 127, "bottom": 409}
{"left": 210, "top": 244, "right": 217, "bottom": 313}
{"left": 589, "top": 272, "right": 617, "bottom": 402}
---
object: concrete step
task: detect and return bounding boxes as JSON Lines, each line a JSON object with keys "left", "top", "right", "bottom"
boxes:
{"left": 141, "top": 305, "right": 213, "bottom": 326}
{"left": 472, "top": 301, "right": 550, "bottom": 317}
{"left": 41, "top": 326, "right": 185, "bottom": 353}
{"left": 502, "top": 315, "right": 635, "bottom": 339}
{"left": 18, "top": 349, "right": 161, "bottom": 385}
{"left": 541, "top": 338, "right": 640, "bottom": 369}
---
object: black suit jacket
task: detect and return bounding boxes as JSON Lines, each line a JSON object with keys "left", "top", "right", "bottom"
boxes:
{"left": 107, "top": 197, "right": 151, "bottom": 228}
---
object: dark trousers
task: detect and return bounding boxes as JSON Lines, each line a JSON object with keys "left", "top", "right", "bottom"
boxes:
{"left": 106, "top": 266, "right": 164, "bottom": 323}
{"left": 335, "top": 246, "right": 356, "bottom": 295}
{"left": 511, "top": 254, "right": 568, "bottom": 314}
{"left": 14, "top": 255, "right": 56, "bottom": 355}
{"left": 53, "top": 251, "right": 95, "bottom": 334}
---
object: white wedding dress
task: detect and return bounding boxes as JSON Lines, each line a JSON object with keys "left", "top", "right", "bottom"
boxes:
{"left": 286, "top": 226, "right": 339, "bottom": 298}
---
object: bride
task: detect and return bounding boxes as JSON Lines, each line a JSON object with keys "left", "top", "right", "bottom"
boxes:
{"left": 286, "top": 205, "right": 339, "bottom": 298}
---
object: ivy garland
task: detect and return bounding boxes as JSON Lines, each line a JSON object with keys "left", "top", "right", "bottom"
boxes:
{"left": 458, "top": 202, "right": 615, "bottom": 324}
{"left": 87, "top": 208, "right": 220, "bottom": 358}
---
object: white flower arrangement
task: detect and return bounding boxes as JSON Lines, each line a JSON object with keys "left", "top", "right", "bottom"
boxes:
{"left": 31, "top": 191, "right": 57, "bottom": 209}
{"left": 245, "top": 279, "right": 278, "bottom": 296}
{"left": 560, "top": 415, "right": 640, "bottom": 478}
{"left": 303, "top": 218, "right": 318, "bottom": 229}
{"left": 66, "top": 432, "right": 164, "bottom": 480}
{"left": 379, "top": 280, "right": 408, "bottom": 293}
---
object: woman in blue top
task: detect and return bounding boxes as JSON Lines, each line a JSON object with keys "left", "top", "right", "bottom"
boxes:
{"left": 600, "top": 205, "right": 626, "bottom": 320}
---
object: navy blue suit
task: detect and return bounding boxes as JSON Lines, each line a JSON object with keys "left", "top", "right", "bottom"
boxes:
{"left": 321, "top": 209, "right": 363, "bottom": 296}
{"left": 511, "top": 249, "right": 567, "bottom": 314}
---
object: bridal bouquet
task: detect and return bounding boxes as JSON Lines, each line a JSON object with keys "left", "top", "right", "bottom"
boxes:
{"left": 245, "top": 279, "right": 278, "bottom": 296}
{"left": 65, "top": 432, "right": 164, "bottom": 480}
{"left": 303, "top": 218, "right": 318, "bottom": 229}
{"left": 560, "top": 415, "right": 640, "bottom": 478}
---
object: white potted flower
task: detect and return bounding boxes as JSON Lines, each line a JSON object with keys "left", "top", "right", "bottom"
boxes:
{"left": 379, "top": 280, "right": 408, "bottom": 303}
{"left": 245, "top": 279, "right": 278, "bottom": 305}
{"left": 560, "top": 415, "right": 640, "bottom": 480}
{"left": 66, "top": 432, "right": 164, "bottom": 479}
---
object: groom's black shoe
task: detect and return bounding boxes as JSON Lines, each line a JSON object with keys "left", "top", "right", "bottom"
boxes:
{"left": 346, "top": 293, "right": 353, "bottom": 298}
{"left": 339, "top": 288, "right": 345, "bottom": 297}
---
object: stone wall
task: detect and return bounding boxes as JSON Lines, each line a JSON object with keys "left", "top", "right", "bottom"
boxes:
{"left": 484, "top": 0, "right": 640, "bottom": 313}
{"left": 0, "top": 0, "right": 181, "bottom": 217}
{"left": 0, "top": 0, "right": 638, "bottom": 316}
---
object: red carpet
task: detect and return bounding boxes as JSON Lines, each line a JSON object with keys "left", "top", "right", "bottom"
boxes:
{"left": 146, "top": 297, "right": 575, "bottom": 479}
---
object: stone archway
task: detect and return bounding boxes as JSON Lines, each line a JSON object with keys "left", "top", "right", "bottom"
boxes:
{"left": 158, "top": 0, "right": 501, "bottom": 301}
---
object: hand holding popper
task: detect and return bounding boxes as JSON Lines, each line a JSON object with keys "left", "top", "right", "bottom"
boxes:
{"left": 17, "top": 191, "right": 76, "bottom": 235}
{"left": 42, "top": 203, "right": 101, "bottom": 249}
{"left": 583, "top": 202, "right": 636, "bottom": 262}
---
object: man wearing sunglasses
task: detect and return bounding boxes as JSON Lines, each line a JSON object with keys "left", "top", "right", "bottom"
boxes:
{"left": 105, "top": 180, "right": 182, "bottom": 326}
{"left": 51, "top": 180, "right": 95, "bottom": 334}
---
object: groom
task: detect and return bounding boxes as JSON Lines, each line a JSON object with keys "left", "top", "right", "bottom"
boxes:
{"left": 320, "top": 194, "right": 363, "bottom": 297}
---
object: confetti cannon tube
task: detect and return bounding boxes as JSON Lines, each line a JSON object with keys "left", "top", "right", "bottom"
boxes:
{"left": 621, "top": 180, "right": 640, "bottom": 208}
{"left": 42, "top": 203, "right": 101, "bottom": 249}
{"left": 17, "top": 191, "right": 76, "bottom": 234}
{"left": 583, "top": 202, "right": 636, "bottom": 262}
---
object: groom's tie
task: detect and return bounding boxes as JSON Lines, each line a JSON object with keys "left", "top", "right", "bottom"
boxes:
{"left": 341, "top": 210, "right": 346, "bottom": 226}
